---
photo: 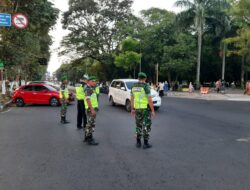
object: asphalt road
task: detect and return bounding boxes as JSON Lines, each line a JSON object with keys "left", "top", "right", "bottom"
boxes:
{"left": 0, "top": 95, "right": 250, "bottom": 190}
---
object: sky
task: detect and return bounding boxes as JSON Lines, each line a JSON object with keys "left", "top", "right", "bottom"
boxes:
{"left": 47, "top": 0, "right": 180, "bottom": 74}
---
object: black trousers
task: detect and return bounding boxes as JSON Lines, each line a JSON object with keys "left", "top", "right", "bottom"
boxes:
{"left": 77, "top": 100, "right": 87, "bottom": 128}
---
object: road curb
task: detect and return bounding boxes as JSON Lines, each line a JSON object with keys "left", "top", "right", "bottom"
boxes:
{"left": 0, "top": 99, "right": 13, "bottom": 112}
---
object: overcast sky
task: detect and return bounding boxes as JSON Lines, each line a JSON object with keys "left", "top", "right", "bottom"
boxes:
{"left": 47, "top": 0, "right": 180, "bottom": 73}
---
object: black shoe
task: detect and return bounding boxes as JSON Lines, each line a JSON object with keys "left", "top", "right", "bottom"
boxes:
{"left": 87, "top": 138, "right": 99, "bottom": 146}
{"left": 143, "top": 140, "right": 152, "bottom": 149}
{"left": 77, "top": 126, "right": 83, "bottom": 130}
{"left": 136, "top": 139, "right": 141, "bottom": 148}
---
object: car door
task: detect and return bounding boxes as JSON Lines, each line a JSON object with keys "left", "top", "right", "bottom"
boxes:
{"left": 114, "top": 81, "right": 123, "bottom": 104}
{"left": 33, "top": 85, "right": 50, "bottom": 104}
{"left": 117, "top": 82, "right": 127, "bottom": 105}
{"left": 21, "top": 85, "right": 34, "bottom": 103}
{"left": 110, "top": 81, "right": 119, "bottom": 103}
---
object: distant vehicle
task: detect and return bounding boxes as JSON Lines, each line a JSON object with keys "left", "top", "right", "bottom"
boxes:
{"left": 108, "top": 79, "right": 161, "bottom": 112}
{"left": 12, "top": 84, "right": 61, "bottom": 107}
{"left": 27, "top": 81, "right": 74, "bottom": 102}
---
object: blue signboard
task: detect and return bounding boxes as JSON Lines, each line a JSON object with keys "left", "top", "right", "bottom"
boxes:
{"left": 0, "top": 13, "right": 11, "bottom": 27}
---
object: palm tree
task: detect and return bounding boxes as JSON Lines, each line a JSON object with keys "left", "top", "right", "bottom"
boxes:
{"left": 175, "top": 0, "right": 227, "bottom": 86}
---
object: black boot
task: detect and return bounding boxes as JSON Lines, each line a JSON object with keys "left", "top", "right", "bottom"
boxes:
{"left": 87, "top": 136, "right": 99, "bottom": 146}
{"left": 136, "top": 138, "right": 141, "bottom": 148}
{"left": 61, "top": 116, "right": 70, "bottom": 124}
{"left": 83, "top": 133, "right": 88, "bottom": 142}
{"left": 143, "top": 139, "right": 152, "bottom": 149}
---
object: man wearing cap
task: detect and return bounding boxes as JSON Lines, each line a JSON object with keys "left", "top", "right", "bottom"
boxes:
{"left": 83, "top": 76, "right": 99, "bottom": 145}
{"left": 60, "top": 76, "right": 70, "bottom": 124}
{"left": 75, "top": 77, "right": 87, "bottom": 130}
{"left": 131, "top": 72, "right": 155, "bottom": 149}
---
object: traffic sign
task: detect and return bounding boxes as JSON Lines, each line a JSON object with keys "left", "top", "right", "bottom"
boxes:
{"left": 0, "top": 13, "right": 11, "bottom": 27}
{"left": 12, "top": 13, "right": 28, "bottom": 29}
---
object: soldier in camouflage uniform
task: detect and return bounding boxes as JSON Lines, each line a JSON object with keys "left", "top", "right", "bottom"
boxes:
{"left": 84, "top": 76, "right": 99, "bottom": 145}
{"left": 60, "top": 76, "right": 70, "bottom": 124}
{"left": 131, "top": 72, "right": 155, "bottom": 149}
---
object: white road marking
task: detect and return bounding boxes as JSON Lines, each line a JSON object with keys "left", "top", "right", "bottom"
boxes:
{"left": 236, "top": 137, "right": 250, "bottom": 142}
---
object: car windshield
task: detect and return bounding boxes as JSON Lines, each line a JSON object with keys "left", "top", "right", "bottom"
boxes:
{"left": 125, "top": 81, "right": 137, "bottom": 90}
{"left": 45, "top": 85, "right": 57, "bottom": 91}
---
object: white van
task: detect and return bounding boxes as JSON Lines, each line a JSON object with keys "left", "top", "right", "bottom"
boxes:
{"left": 108, "top": 79, "right": 161, "bottom": 112}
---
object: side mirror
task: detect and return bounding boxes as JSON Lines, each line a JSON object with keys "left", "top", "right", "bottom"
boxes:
{"left": 121, "top": 87, "right": 126, "bottom": 91}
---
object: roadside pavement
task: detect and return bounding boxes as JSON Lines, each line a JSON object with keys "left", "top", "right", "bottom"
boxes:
{"left": 167, "top": 88, "right": 250, "bottom": 101}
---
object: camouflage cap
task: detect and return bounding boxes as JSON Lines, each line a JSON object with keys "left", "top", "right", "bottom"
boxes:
{"left": 138, "top": 72, "right": 147, "bottom": 79}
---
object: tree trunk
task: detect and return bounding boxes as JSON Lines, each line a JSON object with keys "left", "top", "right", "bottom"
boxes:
{"left": 241, "top": 56, "right": 245, "bottom": 88}
{"left": 155, "top": 63, "right": 159, "bottom": 85}
{"left": 222, "top": 42, "right": 226, "bottom": 80}
{"left": 196, "top": 27, "right": 202, "bottom": 88}
{"left": 133, "top": 65, "right": 135, "bottom": 79}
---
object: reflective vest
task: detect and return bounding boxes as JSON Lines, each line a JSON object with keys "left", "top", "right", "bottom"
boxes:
{"left": 95, "top": 86, "right": 100, "bottom": 95}
{"left": 84, "top": 90, "right": 98, "bottom": 109}
{"left": 75, "top": 85, "right": 85, "bottom": 100}
{"left": 132, "top": 86, "right": 148, "bottom": 109}
{"left": 60, "top": 87, "right": 69, "bottom": 99}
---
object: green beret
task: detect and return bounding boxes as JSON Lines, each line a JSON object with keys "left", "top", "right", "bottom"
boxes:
{"left": 61, "top": 75, "right": 67, "bottom": 81}
{"left": 88, "top": 76, "right": 97, "bottom": 81}
{"left": 138, "top": 72, "right": 147, "bottom": 79}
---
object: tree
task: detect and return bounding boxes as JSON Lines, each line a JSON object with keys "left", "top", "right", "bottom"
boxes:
{"left": 224, "top": 28, "right": 250, "bottom": 86}
{"left": 175, "top": 0, "right": 228, "bottom": 86}
{"left": 61, "top": 0, "right": 133, "bottom": 64}
{"left": 162, "top": 33, "right": 196, "bottom": 82}
{"left": 139, "top": 8, "right": 176, "bottom": 82}
{"left": 114, "top": 37, "right": 141, "bottom": 78}
{"left": 0, "top": 0, "right": 58, "bottom": 81}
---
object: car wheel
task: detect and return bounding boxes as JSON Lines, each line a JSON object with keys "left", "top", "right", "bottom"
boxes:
{"left": 125, "top": 100, "right": 131, "bottom": 112}
{"left": 109, "top": 96, "right": 115, "bottom": 106}
{"left": 154, "top": 107, "right": 159, "bottom": 111}
{"left": 16, "top": 98, "right": 24, "bottom": 107}
{"left": 50, "top": 97, "right": 59, "bottom": 107}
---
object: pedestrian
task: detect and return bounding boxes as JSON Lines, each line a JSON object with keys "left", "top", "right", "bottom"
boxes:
{"left": 189, "top": 82, "right": 194, "bottom": 93}
{"left": 164, "top": 81, "right": 169, "bottom": 92}
{"left": 159, "top": 82, "right": 164, "bottom": 97}
{"left": 131, "top": 72, "right": 155, "bottom": 149}
{"left": 75, "top": 77, "right": 87, "bottom": 130}
{"left": 84, "top": 76, "right": 99, "bottom": 145}
{"left": 60, "top": 76, "right": 70, "bottom": 124}
{"left": 215, "top": 79, "right": 221, "bottom": 93}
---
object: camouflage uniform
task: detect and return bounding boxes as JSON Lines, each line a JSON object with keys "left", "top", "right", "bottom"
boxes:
{"left": 60, "top": 83, "right": 68, "bottom": 119}
{"left": 84, "top": 85, "right": 98, "bottom": 138}
{"left": 131, "top": 83, "right": 152, "bottom": 140}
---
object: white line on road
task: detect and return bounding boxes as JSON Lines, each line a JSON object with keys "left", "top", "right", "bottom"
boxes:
{"left": 236, "top": 137, "right": 250, "bottom": 143}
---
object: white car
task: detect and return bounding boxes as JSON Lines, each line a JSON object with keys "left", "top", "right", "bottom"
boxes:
{"left": 108, "top": 79, "right": 161, "bottom": 112}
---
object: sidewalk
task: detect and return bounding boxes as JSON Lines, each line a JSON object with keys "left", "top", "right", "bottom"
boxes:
{"left": 166, "top": 89, "right": 250, "bottom": 101}
{"left": 0, "top": 94, "right": 12, "bottom": 111}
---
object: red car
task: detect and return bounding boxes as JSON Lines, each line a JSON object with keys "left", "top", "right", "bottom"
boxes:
{"left": 12, "top": 84, "right": 61, "bottom": 107}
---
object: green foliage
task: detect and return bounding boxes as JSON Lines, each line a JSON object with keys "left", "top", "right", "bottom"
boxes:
{"left": 0, "top": 0, "right": 59, "bottom": 81}
{"left": 162, "top": 33, "right": 196, "bottom": 78}
{"left": 61, "top": 0, "right": 133, "bottom": 64}
{"left": 114, "top": 37, "right": 141, "bottom": 77}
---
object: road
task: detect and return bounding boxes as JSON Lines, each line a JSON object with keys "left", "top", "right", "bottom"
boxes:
{"left": 0, "top": 95, "right": 250, "bottom": 190}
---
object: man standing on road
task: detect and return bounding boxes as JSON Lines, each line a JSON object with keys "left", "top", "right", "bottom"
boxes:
{"left": 84, "top": 76, "right": 99, "bottom": 145}
{"left": 60, "top": 76, "right": 70, "bottom": 124}
{"left": 75, "top": 77, "right": 87, "bottom": 130}
{"left": 131, "top": 72, "right": 155, "bottom": 149}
